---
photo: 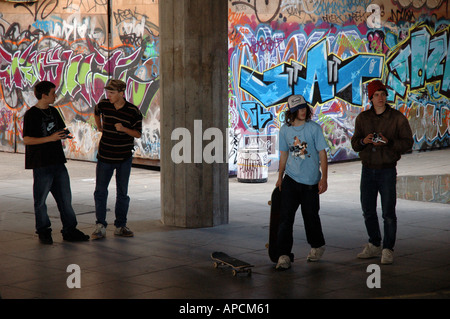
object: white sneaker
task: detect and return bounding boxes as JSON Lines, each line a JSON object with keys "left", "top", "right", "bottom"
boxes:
{"left": 307, "top": 246, "right": 325, "bottom": 262}
{"left": 276, "top": 255, "right": 291, "bottom": 270}
{"left": 357, "top": 243, "right": 382, "bottom": 259}
{"left": 381, "top": 249, "right": 394, "bottom": 264}
{"left": 91, "top": 223, "right": 106, "bottom": 239}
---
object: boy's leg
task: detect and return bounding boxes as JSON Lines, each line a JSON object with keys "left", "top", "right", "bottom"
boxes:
{"left": 50, "top": 164, "right": 77, "bottom": 232}
{"left": 300, "top": 184, "right": 325, "bottom": 248}
{"left": 94, "top": 160, "right": 114, "bottom": 227}
{"left": 379, "top": 167, "right": 397, "bottom": 250}
{"left": 33, "top": 166, "right": 53, "bottom": 233}
{"left": 114, "top": 157, "right": 132, "bottom": 228}
{"left": 276, "top": 175, "right": 301, "bottom": 259}
{"left": 360, "top": 167, "right": 382, "bottom": 247}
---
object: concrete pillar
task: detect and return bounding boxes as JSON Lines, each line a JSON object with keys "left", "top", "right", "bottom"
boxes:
{"left": 159, "top": 0, "right": 229, "bottom": 227}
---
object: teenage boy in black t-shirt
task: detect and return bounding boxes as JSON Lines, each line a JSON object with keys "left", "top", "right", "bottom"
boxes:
{"left": 23, "top": 81, "right": 89, "bottom": 244}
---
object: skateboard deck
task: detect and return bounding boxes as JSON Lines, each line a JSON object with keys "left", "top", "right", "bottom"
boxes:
{"left": 211, "top": 252, "right": 253, "bottom": 276}
{"left": 267, "top": 187, "right": 281, "bottom": 263}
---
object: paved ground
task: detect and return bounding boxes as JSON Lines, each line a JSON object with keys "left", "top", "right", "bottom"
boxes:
{"left": 0, "top": 149, "right": 449, "bottom": 303}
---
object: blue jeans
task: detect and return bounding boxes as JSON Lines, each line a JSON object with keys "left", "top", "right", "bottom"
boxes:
{"left": 33, "top": 164, "right": 77, "bottom": 233}
{"left": 94, "top": 157, "right": 132, "bottom": 228}
{"left": 360, "top": 166, "right": 397, "bottom": 250}
{"left": 277, "top": 175, "right": 325, "bottom": 258}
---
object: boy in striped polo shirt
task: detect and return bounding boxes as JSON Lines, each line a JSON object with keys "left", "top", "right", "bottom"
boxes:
{"left": 92, "top": 79, "right": 143, "bottom": 239}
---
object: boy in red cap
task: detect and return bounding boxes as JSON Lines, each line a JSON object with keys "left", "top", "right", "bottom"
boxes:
{"left": 351, "top": 79, "right": 413, "bottom": 264}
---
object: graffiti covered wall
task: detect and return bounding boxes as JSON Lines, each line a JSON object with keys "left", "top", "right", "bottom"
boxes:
{"left": 0, "top": 0, "right": 160, "bottom": 162}
{"left": 228, "top": 0, "right": 450, "bottom": 173}
{"left": 0, "top": 1, "right": 449, "bottom": 171}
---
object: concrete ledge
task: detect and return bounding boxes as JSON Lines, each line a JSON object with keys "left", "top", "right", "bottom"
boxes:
{"left": 397, "top": 174, "right": 449, "bottom": 204}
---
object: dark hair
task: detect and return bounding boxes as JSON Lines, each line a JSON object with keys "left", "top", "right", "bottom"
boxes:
{"left": 34, "top": 81, "right": 56, "bottom": 100}
{"left": 285, "top": 106, "right": 313, "bottom": 126}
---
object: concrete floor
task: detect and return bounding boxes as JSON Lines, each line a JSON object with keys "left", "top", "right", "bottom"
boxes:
{"left": 0, "top": 149, "right": 449, "bottom": 301}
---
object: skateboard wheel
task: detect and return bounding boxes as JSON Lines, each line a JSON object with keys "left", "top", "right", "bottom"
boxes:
{"left": 213, "top": 262, "right": 219, "bottom": 269}
{"left": 232, "top": 270, "right": 237, "bottom": 276}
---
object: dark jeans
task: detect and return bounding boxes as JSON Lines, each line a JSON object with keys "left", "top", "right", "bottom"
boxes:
{"left": 94, "top": 157, "right": 132, "bottom": 228}
{"left": 276, "top": 175, "right": 325, "bottom": 258}
{"left": 360, "top": 166, "right": 397, "bottom": 250}
{"left": 33, "top": 164, "right": 77, "bottom": 233}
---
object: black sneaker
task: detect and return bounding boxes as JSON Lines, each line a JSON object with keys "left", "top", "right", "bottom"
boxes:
{"left": 62, "top": 228, "right": 90, "bottom": 242}
{"left": 38, "top": 228, "right": 53, "bottom": 245}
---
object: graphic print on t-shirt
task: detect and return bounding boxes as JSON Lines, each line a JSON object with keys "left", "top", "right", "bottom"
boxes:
{"left": 41, "top": 113, "right": 57, "bottom": 137}
{"left": 289, "top": 136, "right": 310, "bottom": 159}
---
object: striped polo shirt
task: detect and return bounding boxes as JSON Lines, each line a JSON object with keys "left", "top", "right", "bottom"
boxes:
{"left": 95, "top": 99, "right": 143, "bottom": 163}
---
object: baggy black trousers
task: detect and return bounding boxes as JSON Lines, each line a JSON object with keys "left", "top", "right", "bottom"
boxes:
{"left": 276, "top": 175, "right": 325, "bottom": 259}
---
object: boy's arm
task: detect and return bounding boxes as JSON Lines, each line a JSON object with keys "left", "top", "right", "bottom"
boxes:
{"left": 276, "top": 151, "right": 288, "bottom": 190}
{"left": 115, "top": 123, "right": 142, "bottom": 138}
{"left": 318, "top": 149, "right": 328, "bottom": 194}
{"left": 94, "top": 114, "right": 103, "bottom": 132}
{"left": 351, "top": 115, "right": 369, "bottom": 152}
{"left": 23, "top": 130, "right": 67, "bottom": 145}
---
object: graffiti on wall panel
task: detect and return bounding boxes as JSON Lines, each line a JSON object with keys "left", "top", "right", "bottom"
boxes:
{"left": 239, "top": 38, "right": 384, "bottom": 108}
{"left": 386, "top": 25, "right": 450, "bottom": 100}
{"left": 0, "top": 2, "right": 161, "bottom": 161}
{"left": 385, "top": 23, "right": 450, "bottom": 149}
{"left": 0, "top": 39, "right": 160, "bottom": 158}
{"left": 1, "top": 0, "right": 449, "bottom": 170}
{"left": 228, "top": 0, "right": 450, "bottom": 173}
{"left": 229, "top": 24, "right": 386, "bottom": 169}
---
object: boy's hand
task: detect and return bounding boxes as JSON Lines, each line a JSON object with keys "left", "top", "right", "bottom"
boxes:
{"left": 318, "top": 178, "right": 328, "bottom": 194}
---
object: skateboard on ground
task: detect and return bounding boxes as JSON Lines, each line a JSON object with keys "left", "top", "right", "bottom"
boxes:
{"left": 211, "top": 252, "right": 253, "bottom": 276}
{"left": 267, "top": 187, "right": 281, "bottom": 263}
